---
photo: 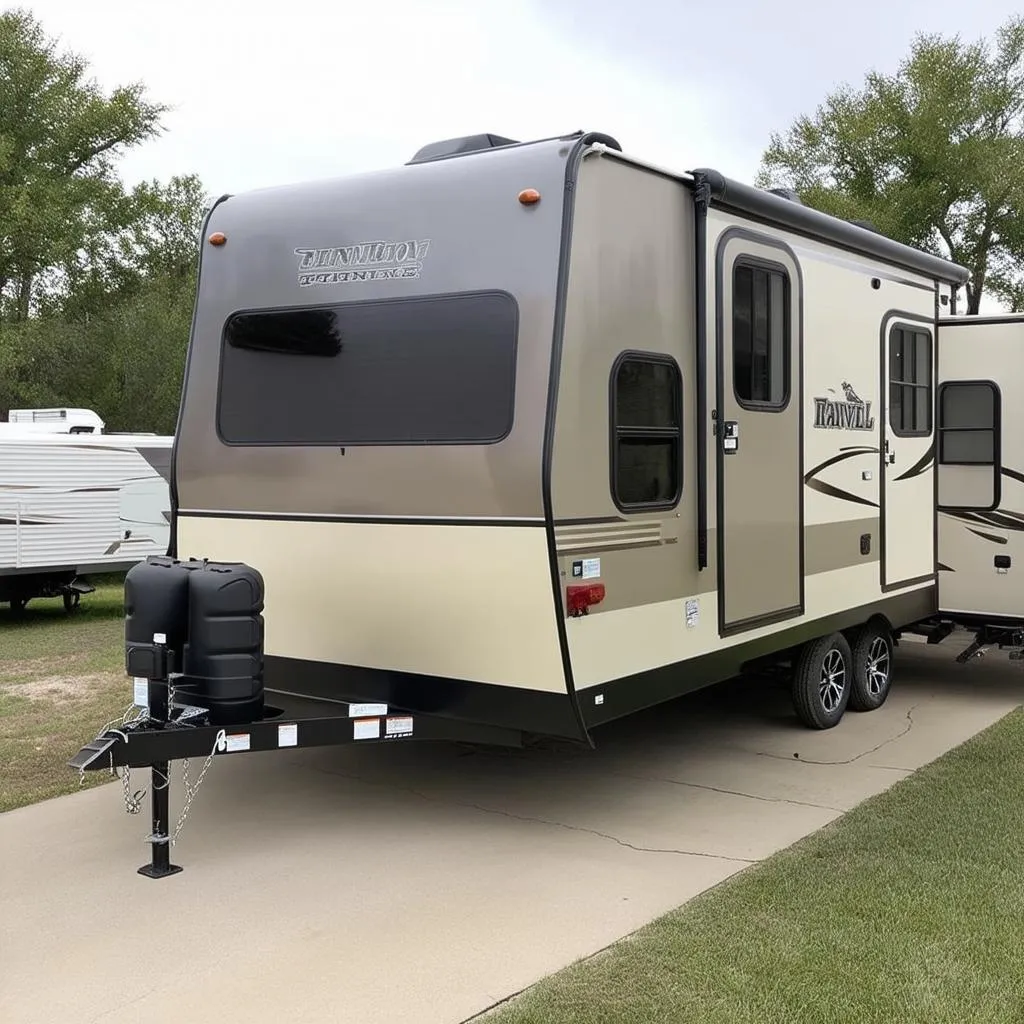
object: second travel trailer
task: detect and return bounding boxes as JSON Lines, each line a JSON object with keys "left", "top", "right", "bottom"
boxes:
{"left": 0, "top": 411, "right": 173, "bottom": 611}
{"left": 68, "top": 130, "right": 1024, "bottom": 875}
{"left": 929, "top": 313, "right": 1024, "bottom": 657}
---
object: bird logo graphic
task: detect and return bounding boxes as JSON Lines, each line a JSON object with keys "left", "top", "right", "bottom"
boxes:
{"left": 841, "top": 381, "right": 864, "bottom": 404}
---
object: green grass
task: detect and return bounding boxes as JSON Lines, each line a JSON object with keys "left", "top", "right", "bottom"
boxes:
{"left": 487, "top": 708, "right": 1024, "bottom": 1024}
{"left": 0, "top": 575, "right": 131, "bottom": 812}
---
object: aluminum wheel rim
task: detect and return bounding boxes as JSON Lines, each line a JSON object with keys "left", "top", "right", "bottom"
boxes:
{"left": 819, "top": 648, "right": 847, "bottom": 712}
{"left": 865, "top": 636, "right": 890, "bottom": 697}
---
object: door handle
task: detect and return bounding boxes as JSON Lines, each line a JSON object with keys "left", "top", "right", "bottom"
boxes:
{"left": 884, "top": 440, "right": 895, "bottom": 465}
{"left": 722, "top": 420, "right": 739, "bottom": 455}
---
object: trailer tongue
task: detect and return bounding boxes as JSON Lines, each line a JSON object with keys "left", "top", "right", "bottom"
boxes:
{"left": 69, "top": 555, "right": 523, "bottom": 879}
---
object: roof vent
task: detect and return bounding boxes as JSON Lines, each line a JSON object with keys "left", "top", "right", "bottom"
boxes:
{"left": 408, "top": 133, "right": 520, "bottom": 165}
{"left": 767, "top": 187, "right": 803, "bottom": 204}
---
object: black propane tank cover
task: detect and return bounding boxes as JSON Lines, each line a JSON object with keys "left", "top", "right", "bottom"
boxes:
{"left": 124, "top": 556, "right": 193, "bottom": 666}
{"left": 181, "top": 562, "right": 266, "bottom": 726}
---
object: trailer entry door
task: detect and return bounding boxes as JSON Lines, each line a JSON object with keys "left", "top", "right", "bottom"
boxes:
{"left": 715, "top": 234, "right": 803, "bottom": 635}
{"left": 880, "top": 316, "right": 936, "bottom": 589}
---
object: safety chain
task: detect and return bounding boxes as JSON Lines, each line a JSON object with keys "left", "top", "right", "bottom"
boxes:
{"left": 169, "top": 730, "right": 226, "bottom": 845}
{"left": 77, "top": 679, "right": 225, "bottom": 845}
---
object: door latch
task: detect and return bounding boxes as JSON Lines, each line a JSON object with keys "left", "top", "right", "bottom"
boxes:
{"left": 722, "top": 421, "right": 739, "bottom": 454}
{"left": 884, "top": 439, "right": 896, "bottom": 465}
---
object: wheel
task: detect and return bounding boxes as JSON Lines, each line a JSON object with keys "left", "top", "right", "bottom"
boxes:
{"left": 9, "top": 597, "right": 28, "bottom": 614}
{"left": 848, "top": 621, "right": 893, "bottom": 712}
{"left": 791, "top": 631, "right": 852, "bottom": 729}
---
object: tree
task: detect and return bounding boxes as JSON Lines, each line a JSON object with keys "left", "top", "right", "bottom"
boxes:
{"left": 0, "top": 7, "right": 168, "bottom": 322}
{"left": 757, "top": 17, "right": 1024, "bottom": 314}
{"left": 0, "top": 174, "right": 206, "bottom": 433}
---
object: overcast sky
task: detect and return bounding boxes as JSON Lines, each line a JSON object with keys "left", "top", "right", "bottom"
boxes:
{"left": 24, "top": 0, "right": 1022, "bottom": 196}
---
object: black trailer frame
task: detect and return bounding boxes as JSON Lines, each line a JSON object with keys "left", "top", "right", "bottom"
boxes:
{"left": 68, "top": 640, "right": 524, "bottom": 879}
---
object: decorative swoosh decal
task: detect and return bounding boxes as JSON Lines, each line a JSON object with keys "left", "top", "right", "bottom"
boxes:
{"left": 803, "top": 446, "right": 878, "bottom": 481}
{"left": 937, "top": 562, "right": 955, "bottom": 572}
{"left": 944, "top": 509, "right": 1024, "bottom": 533}
{"left": 804, "top": 446, "right": 880, "bottom": 508}
{"left": 894, "top": 440, "right": 935, "bottom": 481}
{"left": 967, "top": 527, "right": 1009, "bottom": 545}
{"left": 1002, "top": 467, "right": 1024, "bottom": 485}
{"left": 805, "top": 478, "right": 880, "bottom": 508}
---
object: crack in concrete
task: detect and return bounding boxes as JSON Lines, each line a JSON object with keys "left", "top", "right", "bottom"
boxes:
{"left": 306, "top": 764, "right": 759, "bottom": 865}
{"left": 753, "top": 704, "right": 919, "bottom": 766}
{"left": 585, "top": 768, "right": 846, "bottom": 813}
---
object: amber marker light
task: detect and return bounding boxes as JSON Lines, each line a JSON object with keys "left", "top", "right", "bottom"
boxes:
{"left": 518, "top": 188, "right": 541, "bottom": 205}
{"left": 208, "top": 232, "right": 227, "bottom": 246}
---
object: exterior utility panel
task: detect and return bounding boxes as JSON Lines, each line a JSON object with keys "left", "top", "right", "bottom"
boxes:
{"left": 173, "top": 133, "right": 970, "bottom": 742}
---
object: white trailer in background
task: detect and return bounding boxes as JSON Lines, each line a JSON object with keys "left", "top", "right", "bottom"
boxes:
{"left": 2, "top": 408, "right": 106, "bottom": 435}
{"left": 0, "top": 410, "right": 172, "bottom": 611}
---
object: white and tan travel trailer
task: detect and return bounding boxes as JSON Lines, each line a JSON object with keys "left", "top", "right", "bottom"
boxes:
{"left": 0, "top": 422, "right": 172, "bottom": 611}
{"left": 931, "top": 313, "right": 1024, "bottom": 655}
{"left": 167, "top": 127, "right": 992, "bottom": 738}
{"left": 72, "top": 130, "right": 1024, "bottom": 876}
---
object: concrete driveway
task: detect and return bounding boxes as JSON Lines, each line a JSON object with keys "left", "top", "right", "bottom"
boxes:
{"left": 1, "top": 635, "right": 1021, "bottom": 1024}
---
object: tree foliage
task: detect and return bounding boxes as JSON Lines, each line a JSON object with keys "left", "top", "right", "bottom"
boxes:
{"left": 0, "top": 8, "right": 205, "bottom": 433}
{"left": 757, "top": 17, "right": 1024, "bottom": 313}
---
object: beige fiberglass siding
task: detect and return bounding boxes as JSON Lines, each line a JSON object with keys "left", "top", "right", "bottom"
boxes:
{"left": 176, "top": 516, "right": 567, "bottom": 691}
{"left": 938, "top": 316, "right": 1024, "bottom": 618}
{"left": 550, "top": 149, "right": 703, "bottom": 608}
{"left": 551, "top": 155, "right": 938, "bottom": 691}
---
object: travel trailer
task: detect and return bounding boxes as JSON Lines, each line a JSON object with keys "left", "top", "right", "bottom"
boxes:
{"left": 1, "top": 407, "right": 105, "bottom": 435}
{"left": 0, "top": 412, "right": 172, "bottom": 611}
{"left": 68, "top": 130, "right": 1024, "bottom": 876}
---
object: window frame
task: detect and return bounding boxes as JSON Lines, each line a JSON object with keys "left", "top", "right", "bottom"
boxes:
{"left": 887, "top": 326, "right": 933, "bottom": 438}
{"left": 731, "top": 257, "right": 792, "bottom": 414}
{"left": 608, "top": 350, "right": 683, "bottom": 514}
{"left": 937, "top": 379, "right": 1002, "bottom": 513}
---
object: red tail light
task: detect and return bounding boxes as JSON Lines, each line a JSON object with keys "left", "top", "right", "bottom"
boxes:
{"left": 566, "top": 583, "right": 606, "bottom": 617}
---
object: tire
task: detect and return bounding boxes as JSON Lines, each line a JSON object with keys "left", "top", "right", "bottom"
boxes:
{"left": 63, "top": 591, "right": 81, "bottom": 613}
{"left": 791, "top": 631, "right": 852, "bottom": 730}
{"left": 848, "top": 621, "right": 893, "bottom": 712}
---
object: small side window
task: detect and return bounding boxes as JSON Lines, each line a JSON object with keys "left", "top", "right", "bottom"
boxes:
{"left": 610, "top": 354, "right": 682, "bottom": 511}
{"left": 939, "top": 382, "right": 998, "bottom": 466}
{"left": 937, "top": 380, "right": 1000, "bottom": 512}
{"left": 889, "top": 327, "right": 932, "bottom": 437}
{"left": 733, "top": 262, "right": 790, "bottom": 410}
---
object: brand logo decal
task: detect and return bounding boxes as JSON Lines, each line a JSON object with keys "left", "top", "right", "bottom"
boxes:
{"left": 812, "top": 381, "right": 875, "bottom": 431}
{"left": 293, "top": 239, "right": 431, "bottom": 287}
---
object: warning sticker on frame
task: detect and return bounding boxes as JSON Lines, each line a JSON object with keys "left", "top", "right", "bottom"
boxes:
{"left": 353, "top": 718, "right": 381, "bottom": 741}
{"left": 386, "top": 716, "right": 414, "bottom": 737}
{"left": 685, "top": 598, "right": 699, "bottom": 628}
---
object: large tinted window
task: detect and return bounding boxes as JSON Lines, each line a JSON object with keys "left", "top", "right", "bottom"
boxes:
{"left": 610, "top": 354, "right": 682, "bottom": 511}
{"left": 217, "top": 291, "right": 518, "bottom": 445}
